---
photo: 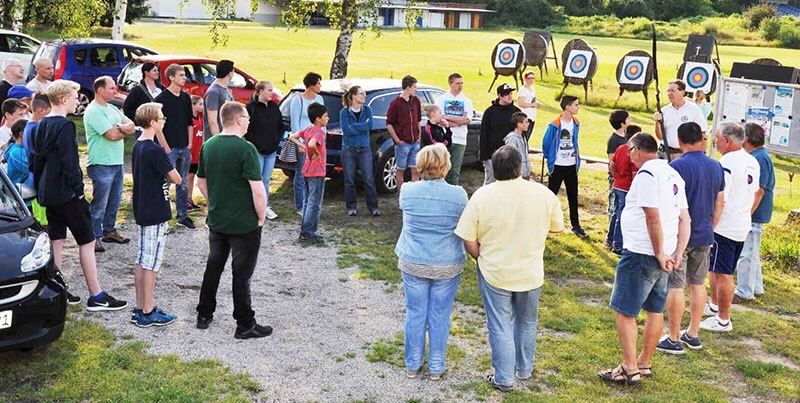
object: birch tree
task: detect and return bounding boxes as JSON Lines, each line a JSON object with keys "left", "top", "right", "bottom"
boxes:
{"left": 112, "top": 0, "right": 128, "bottom": 40}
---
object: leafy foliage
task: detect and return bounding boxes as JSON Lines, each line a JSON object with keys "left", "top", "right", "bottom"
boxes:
{"left": 97, "top": 0, "right": 150, "bottom": 26}
{"left": 745, "top": 3, "right": 779, "bottom": 31}
{"left": 485, "top": 0, "right": 565, "bottom": 29}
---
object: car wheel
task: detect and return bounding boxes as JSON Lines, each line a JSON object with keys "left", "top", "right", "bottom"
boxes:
{"left": 376, "top": 148, "right": 397, "bottom": 194}
{"left": 281, "top": 168, "right": 295, "bottom": 179}
{"left": 73, "top": 90, "right": 93, "bottom": 116}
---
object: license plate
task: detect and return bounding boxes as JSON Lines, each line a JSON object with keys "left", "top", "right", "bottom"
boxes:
{"left": 0, "top": 310, "right": 12, "bottom": 329}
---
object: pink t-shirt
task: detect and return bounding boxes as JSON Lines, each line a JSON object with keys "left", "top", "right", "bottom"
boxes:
{"left": 300, "top": 125, "right": 326, "bottom": 177}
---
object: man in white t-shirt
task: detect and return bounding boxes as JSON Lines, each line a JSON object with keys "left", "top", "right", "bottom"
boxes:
{"left": 25, "top": 57, "right": 54, "bottom": 93}
{"left": 435, "top": 73, "right": 473, "bottom": 185}
{"left": 653, "top": 79, "right": 707, "bottom": 160}
{"left": 701, "top": 122, "right": 759, "bottom": 333}
{"left": 599, "top": 132, "right": 690, "bottom": 386}
{"left": 517, "top": 70, "right": 542, "bottom": 143}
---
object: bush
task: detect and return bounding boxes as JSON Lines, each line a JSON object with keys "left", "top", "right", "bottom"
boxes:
{"left": 761, "top": 16, "right": 782, "bottom": 42}
{"left": 779, "top": 24, "right": 800, "bottom": 48}
{"left": 702, "top": 19, "right": 719, "bottom": 35}
{"left": 486, "top": 0, "right": 565, "bottom": 29}
{"left": 745, "top": 4, "right": 778, "bottom": 31}
{"left": 607, "top": 0, "right": 652, "bottom": 19}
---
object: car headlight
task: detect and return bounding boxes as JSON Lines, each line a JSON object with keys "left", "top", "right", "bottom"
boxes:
{"left": 20, "top": 232, "right": 52, "bottom": 273}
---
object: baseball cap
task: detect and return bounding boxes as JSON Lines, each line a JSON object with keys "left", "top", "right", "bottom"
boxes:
{"left": 7, "top": 85, "right": 34, "bottom": 99}
{"left": 497, "top": 83, "right": 514, "bottom": 96}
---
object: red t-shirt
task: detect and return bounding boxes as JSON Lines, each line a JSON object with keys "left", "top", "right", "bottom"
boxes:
{"left": 300, "top": 125, "right": 326, "bottom": 177}
{"left": 191, "top": 113, "right": 203, "bottom": 164}
{"left": 612, "top": 144, "right": 638, "bottom": 191}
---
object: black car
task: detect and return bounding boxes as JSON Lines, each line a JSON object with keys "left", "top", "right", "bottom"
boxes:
{"left": 275, "top": 78, "right": 481, "bottom": 193}
{"left": 0, "top": 171, "right": 66, "bottom": 352}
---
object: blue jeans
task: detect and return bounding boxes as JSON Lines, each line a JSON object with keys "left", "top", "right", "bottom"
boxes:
{"left": 168, "top": 147, "right": 191, "bottom": 219}
{"left": 301, "top": 176, "right": 325, "bottom": 237}
{"left": 611, "top": 188, "right": 628, "bottom": 250}
{"left": 294, "top": 152, "right": 306, "bottom": 212}
{"left": 401, "top": 271, "right": 462, "bottom": 375}
{"left": 87, "top": 164, "right": 124, "bottom": 240}
{"left": 610, "top": 250, "right": 669, "bottom": 317}
{"left": 342, "top": 146, "right": 378, "bottom": 212}
{"left": 258, "top": 152, "right": 277, "bottom": 207}
{"left": 477, "top": 268, "right": 542, "bottom": 386}
{"left": 735, "top": 223, "right": 764, "bottom": 299}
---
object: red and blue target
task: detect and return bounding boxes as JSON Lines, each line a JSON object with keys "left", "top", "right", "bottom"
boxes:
{"left": 569, "top": 54, "right": 589, "bottom": 74}
{"left": 498, "top": 46, "right": 516, "bottom": 66}
{"left": 687, "top": 66, "right": 710, "bottom": 89}
{"left": 624, "top": 60, "right": 644, "bottom": 81}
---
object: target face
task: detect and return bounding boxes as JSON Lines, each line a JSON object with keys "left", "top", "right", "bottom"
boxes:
{"left": 564, "top": 50, "right": 593, "bottom": 79}
{"left": 494, "top": 43, "right": 521, "bottom": 69}
{"left": 682, "top": 62, "right": 715, "bottom": 94}
{"left": 619, "top": 56, "right": 650, "bottom": 85}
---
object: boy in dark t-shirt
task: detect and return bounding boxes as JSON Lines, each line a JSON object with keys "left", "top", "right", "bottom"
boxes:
{"left": 131, "top": 102, "right": 181, "bottom": 327}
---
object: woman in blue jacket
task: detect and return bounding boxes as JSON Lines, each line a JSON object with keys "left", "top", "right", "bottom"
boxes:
{"left": 340, "top": 85, "right": 379, "bottom": 216}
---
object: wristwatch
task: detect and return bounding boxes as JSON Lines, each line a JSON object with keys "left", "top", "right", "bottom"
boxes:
{"left": 114, "top": 124, "right": 122, "bottom": 132}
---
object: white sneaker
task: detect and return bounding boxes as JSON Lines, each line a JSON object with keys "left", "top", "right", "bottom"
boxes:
{"left": 702, "top": 303, "right": 718, "bottom": 317}
{"left": 699, "top": 316, "right": 732, "bottom": 332}
{"left": 265, "top": 207, "right": 278, "bottom": 220}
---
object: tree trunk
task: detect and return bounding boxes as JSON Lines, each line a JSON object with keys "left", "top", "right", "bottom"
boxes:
{"left": 329, "top": 0, "right": 357, "bottom": 79}
{"left": 112, "top": 0, "right": 128, "bottom": 40}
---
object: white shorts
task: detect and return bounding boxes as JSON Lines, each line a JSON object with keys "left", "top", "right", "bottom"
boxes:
{"left": 136, "top": 222, "right": 167, "bottom": 272}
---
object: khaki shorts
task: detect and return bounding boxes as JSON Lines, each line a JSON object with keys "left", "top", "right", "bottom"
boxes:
{"left": 668, "top": 245, "right": 711, "bottom": 288}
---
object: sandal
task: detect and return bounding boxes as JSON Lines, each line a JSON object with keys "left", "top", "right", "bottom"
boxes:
{"left": 637, "top": 363, "right": 653, "bottom": 377}
{"left": 598, "top": 365, "right": 642, "bottom": 386}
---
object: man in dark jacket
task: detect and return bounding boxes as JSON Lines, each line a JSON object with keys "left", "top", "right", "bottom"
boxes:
{"left": 480, "top": 83, "right": 521, "bottom": 185}
{"left": 244, "top": 80, "right": 285, "bottom": 220}
{"left": 122, "top": 62, "right": 166, "bottom": 121}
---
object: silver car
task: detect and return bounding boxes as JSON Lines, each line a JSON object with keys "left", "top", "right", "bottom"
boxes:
{"left": 0, "top": 29, "right": 40, "bottom": 83}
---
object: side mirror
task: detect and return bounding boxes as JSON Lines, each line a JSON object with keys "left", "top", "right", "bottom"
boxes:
{"left": 16, "top": 183, "right": 37, "bottom": 202}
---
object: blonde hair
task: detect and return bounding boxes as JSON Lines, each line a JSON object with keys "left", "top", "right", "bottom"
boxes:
{"left": 694, "top": 89, "right": 706, "bottom": 102}
{"left": 191, "top": 94, "right": 202, "bottom": 105}
{"left": 135, "top": 102, "right": 163, "bottom": 128}
{"left": 45, "top": 79, "right": 80, "bottom": 106}
{"left": 422, "top": 103, "right": 440, "bottom": 119}
{"left": 416, "top": 143, "right": 451, "bottom": 180}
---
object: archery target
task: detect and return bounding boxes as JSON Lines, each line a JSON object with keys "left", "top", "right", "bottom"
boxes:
{"left": 494, "top": 43, "right": 521, "bottom": 69}
{"left": 565, "top": 49, "right": 593, "bottom": 79}
{"left": 619, "top": 56, "right": 650, "bottom": 85}
{"left": 682, "top": 62, "right": 715, "bottom": 94}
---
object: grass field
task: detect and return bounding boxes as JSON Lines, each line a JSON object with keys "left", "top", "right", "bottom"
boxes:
{"left": 2, "top": 22, "right": 798, "bottom": 402}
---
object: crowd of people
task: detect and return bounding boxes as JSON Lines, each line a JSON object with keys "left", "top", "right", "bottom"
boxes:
{"left": 0, "top": 55, "right": 777, "bottom": 391}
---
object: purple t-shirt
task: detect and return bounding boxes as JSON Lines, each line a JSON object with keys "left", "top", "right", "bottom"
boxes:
{"left": 132, "top": 139, "right": 174, "bottom": 226}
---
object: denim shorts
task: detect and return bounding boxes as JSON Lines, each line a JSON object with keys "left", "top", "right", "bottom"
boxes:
{"left": 709, "top": 233, "right": 744, "bottom": 276}
{"left": 136, "top": 222, "right": 167, "bottom": 272}
{"left": 610, "top": 250, "right": 669, "bottom": 317}
{"left": 395, "top": 142, "right": 420, "bottom": 170}
{"left": 669, "top": 245, "right": 711, "bottom": 288}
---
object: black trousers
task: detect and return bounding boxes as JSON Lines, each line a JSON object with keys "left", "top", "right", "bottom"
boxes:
{"left": 197, "top": 227, "right": 261, "bottom": 329}
{"left": 548, "top": 164, "right": 581, "bottom": 228}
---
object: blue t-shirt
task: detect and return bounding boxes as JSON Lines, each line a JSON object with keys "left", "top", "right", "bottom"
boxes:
{"left": 132, "top": 139, "right": 174, "bottom": 226}
{"left": 670, "top": 151, "right": 725, "bottom": 247}
{"left": 22, "top": 120, "right": 38, "bottom": 186}
{"left": 750, "top": 147, "right": 775, "bottom": 223}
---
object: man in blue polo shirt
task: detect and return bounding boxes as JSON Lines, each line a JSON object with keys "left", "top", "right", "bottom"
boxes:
{"left": 656, "top": 122, "right": 725, "bottom": 355}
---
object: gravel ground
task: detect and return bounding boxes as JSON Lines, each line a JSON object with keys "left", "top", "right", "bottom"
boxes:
{"left": 58, "top": 205, "right": 491, "bottom": 402}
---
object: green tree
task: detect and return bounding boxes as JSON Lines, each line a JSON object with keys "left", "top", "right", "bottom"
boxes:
{"left": 486, "top": 0, "right": 565, "bottom": 28}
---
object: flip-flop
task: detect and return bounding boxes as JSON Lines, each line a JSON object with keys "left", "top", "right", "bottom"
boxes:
{"left": 598, "top": 365, "right": 642, "bottom": 386}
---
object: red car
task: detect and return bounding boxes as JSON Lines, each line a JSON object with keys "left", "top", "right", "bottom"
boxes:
{"left": 114, "top": 55, "right": 265, "bottom": 107}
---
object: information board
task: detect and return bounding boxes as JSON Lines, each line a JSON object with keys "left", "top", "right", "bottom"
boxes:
{"left": 715, "top": 75, "right": 800, "bottom": 158}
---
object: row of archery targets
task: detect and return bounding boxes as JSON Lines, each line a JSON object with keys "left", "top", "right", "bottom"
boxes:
{"left": 490, "top": 32, "right": 792, "bottom": 110}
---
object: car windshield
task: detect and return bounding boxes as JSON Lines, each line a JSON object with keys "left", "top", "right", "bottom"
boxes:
{"left": 119, "top": 60, "right": 144, "bottom": 91}
{"left": 0, "top": 176, "right": 27, "bottom": 222}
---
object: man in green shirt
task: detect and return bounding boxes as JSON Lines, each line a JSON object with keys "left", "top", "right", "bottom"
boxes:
{"left": 195, "top": 101, "right": 271, "bottom": 339}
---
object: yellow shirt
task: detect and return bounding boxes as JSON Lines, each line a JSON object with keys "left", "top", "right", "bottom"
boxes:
{"left": 455, "top": 178, "right": 564, "bottom": 291}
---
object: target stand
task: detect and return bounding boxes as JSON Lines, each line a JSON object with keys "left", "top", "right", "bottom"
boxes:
{"left": 556, "top": 39, "right": 598, "bottom": 103}
{"left": 488, "top": 38, "right": 526, "bottom": 93}
{"left": 677, "top": 54, "right": 721, "bottom": 98}
{"left": 522, "top": 31, "right": 558, "bottom": 77}
{"left": 614, "top": 50, "right": 655, "bottom": 110}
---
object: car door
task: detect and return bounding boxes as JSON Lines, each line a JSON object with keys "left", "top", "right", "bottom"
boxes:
{"left": 0, "top": 33, "right": 39, "bottom": 82}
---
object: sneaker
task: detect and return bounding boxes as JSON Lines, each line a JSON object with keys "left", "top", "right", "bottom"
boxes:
{"left": 135, "top": 308, "right": 177, "bottom": 328}
{"left": 66, "top": 291, "right": 81, "bottom": 305}
{"left": 515, "top": 372, "right": 533, "bottom": 381}
{"left": 177, "top": 216, "right": 197, "bottom": 230}
{"left": 312, "top": 235, "right": 325, "bottom": 244}
{"left": 347, "top": 210, "right": 357, "bottom": 216}
{"left": 371, "top": 210, "right": 381, "bottom": 217}
{"left": 187, "top": 200, "right": 202, "bottom": 212}
{"left": 234, "top": 323, "right": 273, "bottom": 339}
{"left": 429, "top": 371, "right": 444, "bottom": 381}
{"left": 196, "top": 315, "right": 213, "bottom": 329}
{"left": 486, "top": 374, "right": 513, "bottom": 392}
{"left": 699, "top": 316, "right": 733, "bottom": 332}
{"left": 572, "top": 226, "right": 588, "bottom": 238}
{"left": 266, "top": 207, "right": 278, "bottom": 220}
{"left": 130, "top": 308, "right": 143, "bottom": 323}
{"left": 406, "top": 368, "right": 421, "bottom": 379}
{"left": 680, "top": 330, "right": 703, "bottom": 350}
{"left": 732, "top": 294, "right": 754, "bottom": 304}
{"left": 102, "top": 230, "right": 130, "bottom": 244}
{"left": 86, "top": 292, "right": 128, "bottom": 311}
{"left": 656, "top": 335, "right": 685, "bottom": 355}
{"left": 299, "top": 234, "right": 325, "bottom": 245}
{"left": 94, "top": 241, "right": 106, "bottom": 253}
{"left": 702, "top": 303, "right": 719, "bottom": 317}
